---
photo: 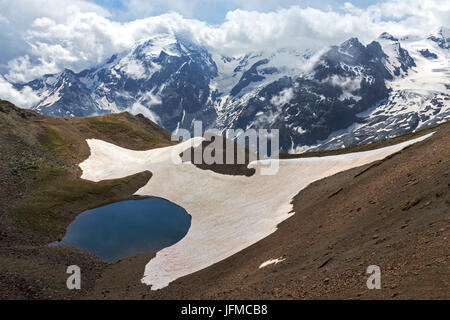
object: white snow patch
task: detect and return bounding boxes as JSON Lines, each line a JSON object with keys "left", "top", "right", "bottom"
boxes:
{"left": 120, "top": 59, "right": 146, "bottom": 79}
{"left": 259, "top": 258, "right": 286, "bottom": 269}
{"left": 97, "top": 96, "right": 119, "bottom": 112}
{"left": 79, "top": 133, "right": 433, "bottom": 290}
{"left": 296, "top": 127, "right": 307, "bottom": 134}
{"left": 139, "top": 34, "right": 180, "bottom": 57}
{"left": 38, "top": 83, "right": 63, "bottom": 107}
{"left": 378, "top": 37, "right": 405, "bottom": 75}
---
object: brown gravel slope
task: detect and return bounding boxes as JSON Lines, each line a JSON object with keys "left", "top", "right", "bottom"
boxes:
{"left": 91, "top": 122, "right": 449, "bottom": 300}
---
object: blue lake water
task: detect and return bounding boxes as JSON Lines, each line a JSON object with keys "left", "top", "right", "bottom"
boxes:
{"left": 53, "top": 197, "right": 191, "bottom": 262}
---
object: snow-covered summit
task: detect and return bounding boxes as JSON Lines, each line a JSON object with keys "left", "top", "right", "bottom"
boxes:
{"left": 379, "top": 32, "right": 398, "bottom": 42}
{"left": 428, "top": 26, "right": 450, "bottom": 49}
{"left": 377, "top": 32, "right": 416, "bottom": 76}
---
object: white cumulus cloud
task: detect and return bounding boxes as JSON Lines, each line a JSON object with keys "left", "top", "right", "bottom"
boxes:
{"left": 0, "top": 0, "right": 448, "bottom": 84}
{"left": 0, "top": 75, "right": 40, "bottom": 108}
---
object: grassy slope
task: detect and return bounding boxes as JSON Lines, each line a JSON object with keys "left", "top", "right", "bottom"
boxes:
{"left": 0, "top": 100, "right": 174, "bottom": 299}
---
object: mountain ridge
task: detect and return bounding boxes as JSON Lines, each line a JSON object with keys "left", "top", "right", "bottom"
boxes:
{"left": 8, "top": 28, "right": 450, "bottom": 152}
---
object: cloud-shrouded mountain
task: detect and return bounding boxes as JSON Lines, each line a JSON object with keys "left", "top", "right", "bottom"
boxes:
{"left": 12, "top": 29, "right": 450, "bottom": 152}
{"left": 17, "top": 35, "right": 219, "bottom": 128}
{"left": 309, "top": 28, "right": 450, "bottom": 152}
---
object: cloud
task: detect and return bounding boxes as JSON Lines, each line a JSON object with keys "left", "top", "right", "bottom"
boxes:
{"left": 271, "top": 87, "right": 295, "bottom": 107}
{"left": 0, "top": 75, "right": 40, "bottom": 108}
{"left": 1, "top": 0, "right": 449, "bottom": 83}
{"left": 0, "top": 0, "right": 109, "bottom": 71}
{"left": 326, "top": 75, "right": 363, "bottom": 101}
{"left": 110, "top": 0, "right": 305, "bottom": 23}
{"left": 0, "top": 13, "right": 9, "bottom": 24}
{"left": 126, "top": 102, "right": 161, "bottom": 124}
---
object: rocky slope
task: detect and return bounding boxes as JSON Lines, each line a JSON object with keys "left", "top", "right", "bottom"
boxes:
{"left": 308, "top": 29, "right": 450, "bottom": 151}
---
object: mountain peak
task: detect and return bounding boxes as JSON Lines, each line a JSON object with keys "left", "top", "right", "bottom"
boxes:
{"left": 341, "top": 37, "right": 362, "bottom": 45}
{"left": 379, "top": 32, "right": 398, "bottom": 41}
{"left": 62, "top": 68, "right": 75, "bottom": 74}
{"left": 134, "top": 33, "right": 179, "bottom": 57}
{"left": 437, "top": 26, "right": 450, "bottom": 40}
{"left": 339, "top": 37, "right": 364, "bottom": 51}
{"left": 132, "top": 33, "right": 206, "bottom": 60}
{"left": 428, "top": 27, "right": 450, "bottom": 49}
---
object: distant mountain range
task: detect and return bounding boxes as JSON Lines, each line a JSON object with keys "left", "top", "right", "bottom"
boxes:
{"left": 11, "top": 27, "right": 450, "bottom": 152}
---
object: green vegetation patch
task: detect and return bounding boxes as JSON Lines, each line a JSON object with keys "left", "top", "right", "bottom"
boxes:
{"left": 38, "top": 126, "right": 75, "bottom": 158}
{"left": 87, "top": 115, "right": 171, "bottom": 146}
{"left": 10, "top": 175, "right": 130, "bottom": 242}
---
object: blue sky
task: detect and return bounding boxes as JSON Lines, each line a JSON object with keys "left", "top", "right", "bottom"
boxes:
{"left": 90, "top": 0, "right": 383, "bottom": 24}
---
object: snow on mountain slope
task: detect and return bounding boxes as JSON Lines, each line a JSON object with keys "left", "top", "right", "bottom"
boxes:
{"left": 19, "top": 35, "right": 318, "bottom": 135}
{"left": 377, "top": 32, "right": 416, "bottom": 76}
{"left": 20, "top": 34, "right": 219, "bottom": 129}
{"left": 21, "top": 69, "right": 99, "bottom": 117}
{"left": 295, "top": 32, "right": 450, "bottom": 152}
{"left": 79, "top": 133, "right": 433, "bottom": 289}
{"left": 211, "top": 49, "right": 318, "bottom": 129}
{"left": 6, "top": 29, "right": 449, "bottom": 153}
{"left": 428, "top": 26, "right": 450, "bottom": 50}
{"left": 211, "top": 49, "right": 313, "bottom": 99}
{"left": 216, "top": 37, "right": 400, "bottom": 151}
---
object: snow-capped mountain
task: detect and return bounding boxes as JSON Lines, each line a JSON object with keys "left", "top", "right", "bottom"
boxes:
{"left": 18, "top": 34, "right": 219, "bottom": 129}
{"left": 210, "top": 48, "right": 314, "bottom": 111}
{"left": 304, "top": 29, "right": 450, "bottom": 151}
{"left": 11, "top": 29, "right": 450, "bottom": 152}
